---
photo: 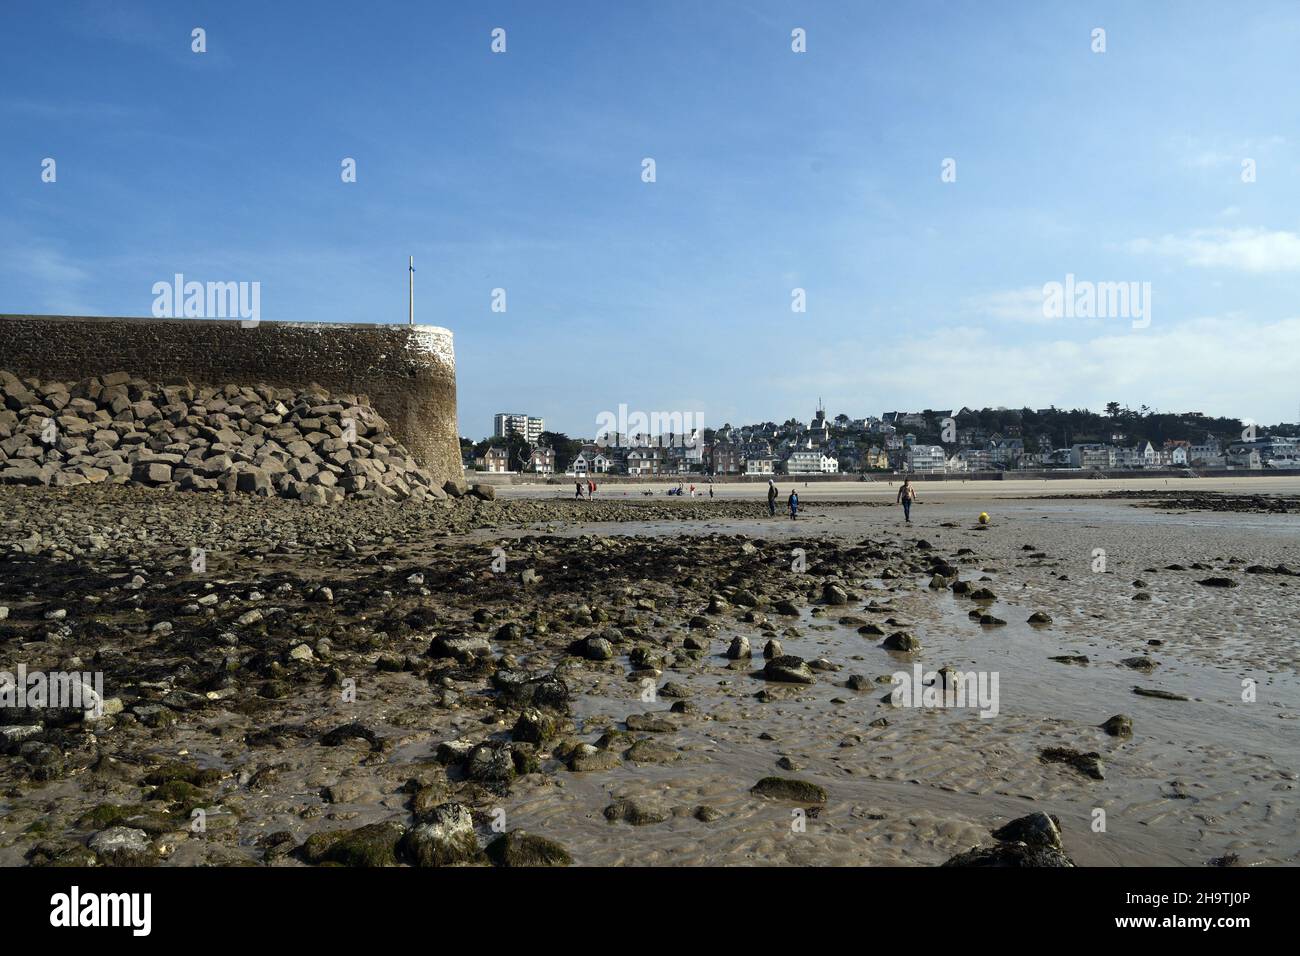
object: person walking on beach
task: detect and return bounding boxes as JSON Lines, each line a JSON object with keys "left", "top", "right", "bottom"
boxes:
{"left": 788, "top": 489, "right": 799, "bottom": 519}
{"left": 897, "top": 478, "right": 916, "bottom": 523}
{"left": 574, "top": 480, "right": 583, "bottom": 499}
{"left": 588, "top": 479, "right": 595, "bottom": 499}
{"left": 767, "top": 479, "right": 778, "bottom": 517}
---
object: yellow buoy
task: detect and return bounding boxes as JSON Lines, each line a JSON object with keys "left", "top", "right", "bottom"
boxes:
{"left": 978, "top": 512, "right": 989, "bottom": 525}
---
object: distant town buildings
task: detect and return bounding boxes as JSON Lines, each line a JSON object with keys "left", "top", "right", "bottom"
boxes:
{"left": 493, "top": 412, "right": 544, "bottom": 444}
{"left": 904, "top": 444, "right": 946, "bottom": 474}
{"left": 476, "top": 445, "right": 511, "bottom": 473}
{"left": 786, "top": 449, "right": 839, "bottom": 475}
{"left": 467, "top": 406, "right": 1298, "bottom": 477}
{"left": 527, "top": 446, "right": 555, "bottom": 475}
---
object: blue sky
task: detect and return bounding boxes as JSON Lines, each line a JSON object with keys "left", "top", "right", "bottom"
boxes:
{"left": 3, "top": 0, "right": 1299, "bottom": 438}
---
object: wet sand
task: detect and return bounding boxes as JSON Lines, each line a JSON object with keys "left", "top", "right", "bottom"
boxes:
{"left": 498, "top": 474, "right": 1300, "bottom": 501}
{"left": 491, "top": 499, "right": 1300, "bottom": 866}
{"left": 1, "top": 485, "right": 1296, "bottom": 867}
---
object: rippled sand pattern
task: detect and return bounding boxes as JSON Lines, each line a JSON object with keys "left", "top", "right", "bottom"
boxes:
{"left": 500, "top": 499, "right": 1300, "bottom": 866}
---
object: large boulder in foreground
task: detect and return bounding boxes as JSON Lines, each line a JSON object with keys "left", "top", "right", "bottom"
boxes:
{"left": 298, "top": 820, "right": 406, "bottom": 867}
{"left": 943, "top": 812, "right": 1075, "bottom": 867}
{"left": 484, "top": 830, "right": 572, "bottom": 867}
{"left": 400, "top": 803, "right": 483, "bottom": 867}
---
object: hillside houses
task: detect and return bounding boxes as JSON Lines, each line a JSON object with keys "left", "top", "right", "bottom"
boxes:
{"left": 467, "top": 405, "right": 1299, "bottom": 477}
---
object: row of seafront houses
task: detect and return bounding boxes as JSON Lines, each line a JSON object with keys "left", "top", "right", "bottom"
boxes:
{"left": 471, "top": 407, "right": 1300, "bottom": 477}
{"left": 886, "top": 434, "right": 1299, "bottom": 473}
{"left": 1047, "top": 435, "right": 1300, "bottom": 471}
{"left": 473, "top": 406, "right": 869, "bottom": 477}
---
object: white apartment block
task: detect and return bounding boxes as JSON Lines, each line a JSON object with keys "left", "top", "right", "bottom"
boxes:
{"left": 905, "top": 445, "right": 946, "bottom": 474}
{"left": 493, "top": 412, "right": 545, "bottom": 444}
{"left": 786, "top": 450, "right": 839, "bottom": 475}
{"left": 1070, "top": 444, "right": 1116, "bottom": 470}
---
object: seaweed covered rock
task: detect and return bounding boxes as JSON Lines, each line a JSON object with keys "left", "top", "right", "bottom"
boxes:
{"left": 944, "top": 812, "right": 1075, "bottom": 867}
{"left": 762, "top": 655, "right": 816, "bottom": 684}
{"left": 400, "top": 803, "right": 483, "bottom": 867}
{"left": 750, "top": 777, "right": 827, "bottom": 804}
{"left": 485, "top": 830, "right": 572, "bottom": 867}
{"left": 299, "top": 820, "right": 406, "bottom": 867}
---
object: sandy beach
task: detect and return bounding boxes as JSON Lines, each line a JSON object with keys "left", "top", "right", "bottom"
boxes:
{"left": 0, "top": 476, "right": 1295, "bottom": 868}
{"left": 496, "top": 474, "right": 1300, "bottom": 501}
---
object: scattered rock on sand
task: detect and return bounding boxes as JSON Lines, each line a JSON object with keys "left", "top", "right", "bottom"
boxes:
{"left": 943, "top": 811, "right": 1075, "bottom": 867}
{"left": 726, "top": 636, "right": 751, "bottom": 659}
{"left": 299, "top": 820, "right": 406, "bottom": 867}
{"left": 1100, "top": 714, "right": 1134, "bottom": 737}
{"left": 750, "top": 777, "right": 827, "bottom": 804}
{"left": 991, "top": 811, "right": 1064, "bottom": 848}
{"left": 822, "top": 583, "right": 849, "bottom": 605}
{"left": 400, "top": 803, "right": 483, "bottom": 866}
{"left": 429, "top": 635, "right": 491, "bottom": 663}
{"left": 625, "top": 713, "right": 677, "bottom": 733}
{"left": 568, "top": 746, "right": 621, "bottom": 772}
{"left": 1132, "top": 686, "right": 1189, "bottom": 701}
{"left": 623, "top": 739, "right": 680, "bottom": 764}
{"left": 762, "top": 655, "right": 816, "bottom": 684}
{"left": 485, "top": 830, "right": 572, "bottom": 867}
{"left": 604, "top": 797, "right": 670, "bottom": 826}
{"left": 88, "top": 826, "right": 156, "bottom": 867}
{"left": 881, "top": 631, "right": 921, "bottom": 652}
{"left": 1039, "top": 747, "right": 1105, "bottom": 780}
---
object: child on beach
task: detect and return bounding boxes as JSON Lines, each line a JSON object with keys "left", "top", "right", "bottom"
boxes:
{"left": 788, "top": 490, "right": 799, "bottom": 519}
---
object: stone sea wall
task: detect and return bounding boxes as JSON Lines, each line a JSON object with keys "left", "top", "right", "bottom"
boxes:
{"left": 0, "top": 315, "right": 461, "bottom": 482}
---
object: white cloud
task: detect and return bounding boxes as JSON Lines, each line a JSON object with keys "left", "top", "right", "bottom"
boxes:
{"left": 1129, "top": 228, "right": 1300, "bottom": 273}
{"left": 776, "top": 315, "right": 1300, "bottom": 425}
{"left": 3, "top": 246, "right": 90, "bottom": 285}
{"left": 1178, "top": 136, "right": 1285, "bottom": 170}
{"left": 964, "top": 286, "right": 1052, "bottom": 323}
{"left": 1185, "top": 150, "right": 1235, "bottom": 169}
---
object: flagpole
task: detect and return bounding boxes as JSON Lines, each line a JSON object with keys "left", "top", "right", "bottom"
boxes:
{"left": 408, "top": 256, "right": 414, "bottom": 325}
